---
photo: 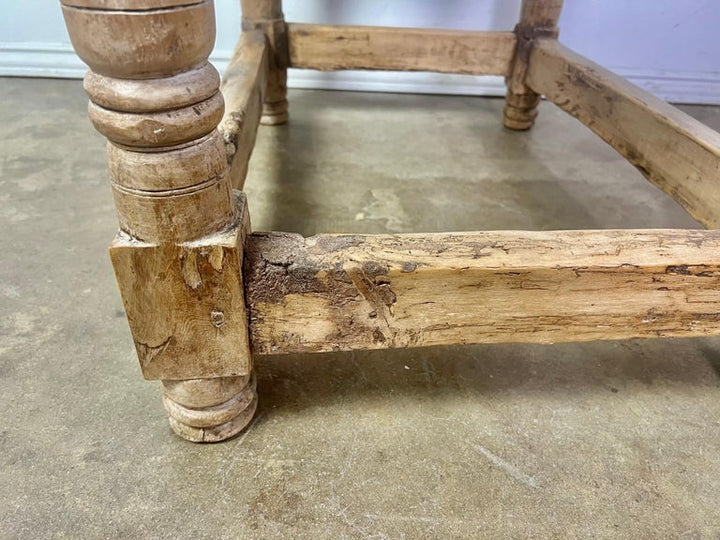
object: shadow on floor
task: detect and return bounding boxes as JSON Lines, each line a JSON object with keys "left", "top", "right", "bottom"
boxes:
{"left": 255, "top": 338, "right": 720, "bottom": 417}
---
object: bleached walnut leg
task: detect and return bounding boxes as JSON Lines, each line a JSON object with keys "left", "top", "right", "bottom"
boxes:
{"left": 61, "top": 0, "right": 256, "bottom": 442}
{"left": 241, "top": 0, "right": 289, "bottom": 125}
{"left": 163, "top": 375, "right": 258, "bottom": 443}
{"left": 503, "top": 0, "right": 564, "bottom": 130}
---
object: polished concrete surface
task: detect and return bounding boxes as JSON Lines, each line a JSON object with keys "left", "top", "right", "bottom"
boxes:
{"left": 1, "top": 77, "right": 720, "bottom": 538}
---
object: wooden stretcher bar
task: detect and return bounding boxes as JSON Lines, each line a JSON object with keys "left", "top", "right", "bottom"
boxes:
{"left": 287, "top": 23, "right": 517, "bottom": 76}
{"left": 60, "top": 0, "right": 720, "bottom": 442}
{"left": 244, "top": 229, "right": 720, "bottom": 355}
{"left": 526, "top": 39, "right": 720, "bottom": 229}
{"left": 218, "top": 30, "right": 268, "bottom": 190}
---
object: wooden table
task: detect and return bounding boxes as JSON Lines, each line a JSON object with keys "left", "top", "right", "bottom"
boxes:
{"left": 59, "top": 0, "right": 720, "bottom": 442}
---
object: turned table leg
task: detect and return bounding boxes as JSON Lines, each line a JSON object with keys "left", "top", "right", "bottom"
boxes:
{"left": 163, "top": 375, "right": 257, "bottom": 443}
{"left": 503, "top": 0, "right": 564, "bottom": 130}
{"left": 241, "top": 0, "right": 289, "bottom": 125}
{"left": 61, "top": 0, "right": 256, "bottom": 442}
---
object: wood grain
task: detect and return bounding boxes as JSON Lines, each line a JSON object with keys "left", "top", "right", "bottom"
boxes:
{"left": 84, "top": 63, "right": 220, "bottom": 113}
{"left": 61, "top": 0, "right": 216, "bottom": 79}
{"left": 71, "top": 0, "right": 238, "bottom": 245}
{"left": 88, "top": 91, "right": 224, "bottom": 148}
{"left": 63, "top": 0, "right": 258, "bottom": 441}
{"left": 219, "top": 30, "right": 268, "bottom": 190}
{"left": 287, "top": 23, "right": 516, "bottom": 76}
{"left": 110, "top": 193, "right": 252, "bottom": 380}
{"left": 245, "top": 229, "right": 720, "bottom": 355}
{"left": 527, "top": 39, "right": 720, "bottom": 228}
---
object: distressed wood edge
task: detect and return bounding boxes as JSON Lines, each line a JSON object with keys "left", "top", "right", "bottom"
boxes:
{"left": 244, "top": 228, "right": 720, "bottom": 355}
{"left": 109, "top": 192, "right": 253, "bottom": 380}
{"left": 526, "top": 39, "right": 720, "bottom": 229}
{"left": 287, "top": 23, "right": 516, "bottom": 76}
{"left": 219, "top": 30, "right": 269, "bottom": 190}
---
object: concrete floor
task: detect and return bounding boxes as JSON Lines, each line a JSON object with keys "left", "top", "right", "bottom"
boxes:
{"left": 2, "top": 77, "right": 720, "bottom": 538}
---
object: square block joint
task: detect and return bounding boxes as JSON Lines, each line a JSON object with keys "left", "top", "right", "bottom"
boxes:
{"left": 109, "top": 192, "right": 252, "bottom": 381}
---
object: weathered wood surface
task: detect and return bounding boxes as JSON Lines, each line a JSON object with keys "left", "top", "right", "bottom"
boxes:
{"left": 245, "top": 229, "right": 720, "bottom": 355}
{"left": 241, "top": 0, "right": 288, "bottom": 125}
{"left": 287, "top": 23, "right": 516, "bottom": 76}
{"left": 62, "top": 0, "right": 257, "bottom": 441}
{"left": 219, "top": 30, "right": 268, "bottom": 190}
{"left": 163, "top": 373, "right": 258, "bottom": 443}
{"left": 62, "top": 0, "right": 216, "bottom": 79}
{"left": 63, "top": 0, "right": 237, "bottom": 244}
{"left": 503, "top": 0, "right": 564, "bottom": 130}
{"left": 527, "top": 39, "right": 720, "bottom": 229}
{"left": 110, "top": 193, "right": 252, "bottom": 380}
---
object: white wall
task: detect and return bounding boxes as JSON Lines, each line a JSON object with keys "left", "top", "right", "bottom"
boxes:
{"left": 1, "top": 0, "right": 718, "bottom": 104}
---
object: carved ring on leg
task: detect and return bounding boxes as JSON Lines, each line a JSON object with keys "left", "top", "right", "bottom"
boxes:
{"left": 503, "top": 90, "right": 541, "bottom": 131}
{"left": 163, "top": 374, "right": 258, "bottom": 443}
{"left": 261, "top": 99, "right": 289, "bottom": 125}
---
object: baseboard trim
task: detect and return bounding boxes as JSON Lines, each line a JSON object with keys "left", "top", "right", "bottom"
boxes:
{"left": 2, "top": 43, "right": 719, "bottom": 105}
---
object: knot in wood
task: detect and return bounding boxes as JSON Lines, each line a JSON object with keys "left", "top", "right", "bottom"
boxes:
{"left": 211, "top": 310, "right": 226, "bottom": 328}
